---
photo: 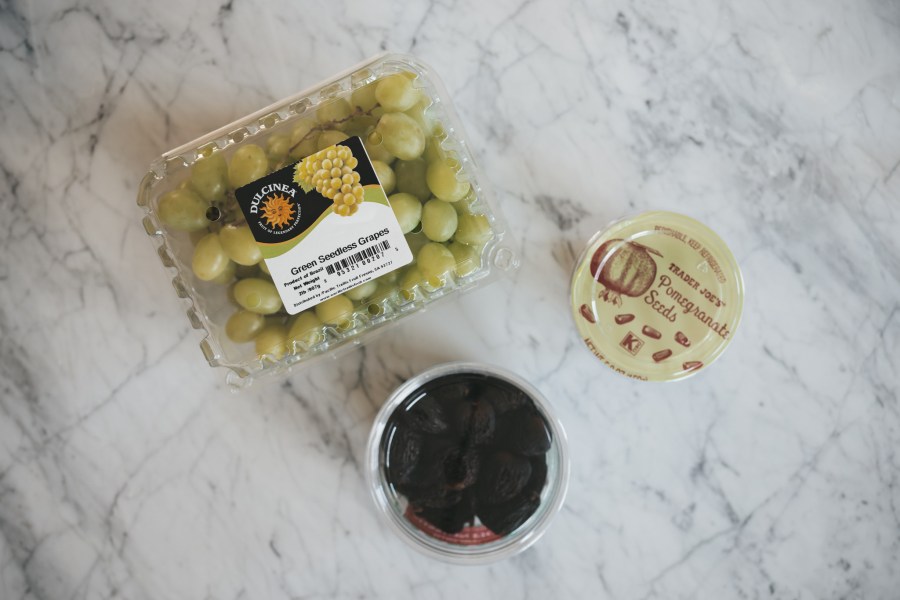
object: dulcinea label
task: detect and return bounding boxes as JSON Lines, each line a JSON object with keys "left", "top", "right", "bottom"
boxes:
{"left": 235, "top": 136, "right": 413, "bottom": 314}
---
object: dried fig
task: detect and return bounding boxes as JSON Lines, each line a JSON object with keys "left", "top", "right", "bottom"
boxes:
{"left": 522, "top": 456, "right": 548, "bottom": 498}
{"left": 468, "top": 399, "right": 496, "bottom": 446}
{"left": 443, "top": 447, "right": 480, "bottom": 491}
{"left": 476, "top": 451, "right": 532, "bottom": 505}
{"left": 415, "top": 439, "right": 479, "bottom": 491}
{"left": 403, "top": 396, "right": 449, "bottom": 434}
{"left": 386, "top": 425, "right": 422, "bottom": 486}
{"left": 428, "top": 380, "right": 475, "bottom": 405}
{"left": 404, "top": 485, "right": 463, "bottom": 509}
{"left": 484, "top": 385, "right": 528, "bottom": 416}
{"left": 447, "top": 398, "right": 474, "bottom": 437}
{"left": 415, "top": 490, "right": 475, "bottom": 534}
{"left": 477, "top": 492, "right": 541, "bottom": 536}
{"left": 494, "top": 408, "right": 551, "bottom": 457}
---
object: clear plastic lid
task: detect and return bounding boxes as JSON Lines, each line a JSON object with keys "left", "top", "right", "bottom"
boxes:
{"left": 570, "top": 211, "right": 744, "bottom": 381}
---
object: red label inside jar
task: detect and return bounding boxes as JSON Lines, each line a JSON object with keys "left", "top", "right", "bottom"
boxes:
{"left": 404, "top": 507, "right": 502, "bottom": 546}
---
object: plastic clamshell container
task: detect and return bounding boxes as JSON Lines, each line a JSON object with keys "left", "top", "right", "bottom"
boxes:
{"left": 137, "top": 54, "right": 515, "bottom": 387}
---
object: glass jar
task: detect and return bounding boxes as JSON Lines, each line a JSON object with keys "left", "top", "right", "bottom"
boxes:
{"left": 365, "top": 362, "right": 569, "bottom": 564}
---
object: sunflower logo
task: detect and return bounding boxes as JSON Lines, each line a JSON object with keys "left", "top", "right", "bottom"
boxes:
{"left": 260, "top": 193, "right": 296, "bottom": 230}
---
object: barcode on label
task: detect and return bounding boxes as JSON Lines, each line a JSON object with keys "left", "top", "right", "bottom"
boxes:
{"left": 325, "top": 240, "right": 391, "bottom": 275}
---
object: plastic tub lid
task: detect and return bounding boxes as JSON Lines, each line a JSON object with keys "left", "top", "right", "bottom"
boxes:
{"left": 570, "top": 211, "right": 744, "bottom": 381}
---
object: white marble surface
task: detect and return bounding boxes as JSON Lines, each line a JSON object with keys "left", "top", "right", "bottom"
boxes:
{"left": 1, "top": 0, "right": 899, "bottom": 598}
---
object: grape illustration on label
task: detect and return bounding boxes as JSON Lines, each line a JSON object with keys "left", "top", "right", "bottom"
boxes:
{"left": 292, "top": 143, "right": 365, "bottom": 217}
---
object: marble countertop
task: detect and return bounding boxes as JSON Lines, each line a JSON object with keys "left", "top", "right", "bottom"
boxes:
{"left": 2, "top": 0, "right": 899, "bottom": 598}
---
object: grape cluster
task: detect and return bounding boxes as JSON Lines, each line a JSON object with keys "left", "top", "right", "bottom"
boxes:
{"left": 294, "top": 145, "right": 363, "bottom": 217}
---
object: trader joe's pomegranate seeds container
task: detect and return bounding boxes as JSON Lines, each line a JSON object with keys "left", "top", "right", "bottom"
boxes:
{"left": 571, "top": 211, "right": 744, "bottom": 381}
{"left": 137, "top": 54, "right": 515, "bottom": 387}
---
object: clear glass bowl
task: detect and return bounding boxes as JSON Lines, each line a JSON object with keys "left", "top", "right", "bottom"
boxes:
{"left": 365, "top": 362, "right": 569, "bottom": 564}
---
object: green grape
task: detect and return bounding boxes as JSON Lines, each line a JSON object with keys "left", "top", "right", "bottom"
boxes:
{"left": 365, "top": 283, "right": 397, "bottom": 315}
{"left": 219, "top": 224, "right": 262, "bottom": 266}
{"left": 455, "top": 213, "right": 493, "bottom": 246}
{"left": 258, "top": 260, "right": 270, "bottom": 275}
{"left": 192, "top": 233, "right": 231, "bottom": 281}
{"left": 417, "top": 242, "right": 455, "bottom": 285}
{"left": 375, "top": 74, "right": 419, "bottom": 112}
{"left": 404, "top": 97, "right": 433, "bottom": 135}
{"left": 255, "top": 323, "right": 288, "bottom": 359}
{"left": 389, "top": 193, "right": 422, "bottom": 234}
{"left": 399, "top": 267, "right": 425, "bottom": 299}
{"left": 372, "top": 160, "right": 396, "bottom": 194}
{"left": 351, "top": 82, "right": 378, "bottom": 112}
{"left": 376, "top": 269, "right": 400, "bottom": 284}
{"left": 394, "top": 158, "right": 430, "bottom": 201}
{"left": 290, "top": 119, "right": 320, "bottom": 160}
{"left": 228, "top": 145, "right": 268, "bottom": 189}
{"left": 189, "top": 229, "right": 208, "bottom": 246}
{"left": 363, "top": 131, "right": 394, "bottom": 163}
{"left": 158, "top": 188, "right": 208, "bottom": 232}
{"left": 210, "top": 259, "right": 236, "bottom": 285}
{"left": 453, "top": 190, "right": 477, "bottom": 214}
{"left": 375, "top": 113, "right": 425, "bottom": 161}
{"left": 317, "top": 129, "right": 349, "bottom": 151}
{"left": 421, "top": 198, "right": 458, "bottom": 242}
{"left": 316, "top": 98, "right": 352, "bottom": 124}
{"left": 423, "top": 126, "right": 447, "bottom": 163}
{"left": 266, "top": 134, "right": 291, "bottom": 162}
{"left": 234, "top": 278, "right": 282, "bottom": 314}
{"left": 449, "top": 241, "right": 481, "bottom": 277}
{"left": 345, "top": 280, "right": 378, "bottom": 301}
{"left": 288, "top": 311, "right": 323, "bottom": 348}
{"left": 426, "top": 158, "right": 470, "bottom": 202}
{"left": 343, "top": 115, "right": 378, "bottom": 137}
{"left": 314, "top": 294, "right": 354, "bottom": 326}
{"left": 189, "top": 153, "right": 227, "bottom": 202}
{"left": 225, "top": 310, "right": 265, "bottom": 343}
{"left": 404, "top": 231, "right": 429, "bottom": 257}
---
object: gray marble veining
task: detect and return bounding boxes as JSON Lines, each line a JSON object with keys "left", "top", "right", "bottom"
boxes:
{"left": 1, "top": 0, "right": 898, "bottom": 598}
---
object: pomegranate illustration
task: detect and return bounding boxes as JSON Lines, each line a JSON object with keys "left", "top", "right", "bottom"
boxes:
{"left": 590, "top": 239, "right": 662, "bottom": 306}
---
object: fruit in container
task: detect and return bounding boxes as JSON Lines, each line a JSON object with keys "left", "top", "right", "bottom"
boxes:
{"left": 381, "top": 373, "right": 552, "bottom": 538}
{"left": 141, "top": 59, "right": 504, "bottom": 380}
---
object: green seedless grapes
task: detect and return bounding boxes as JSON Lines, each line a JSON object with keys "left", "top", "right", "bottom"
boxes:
{"left": 159, "top": 70, "right": 495, "bottom": 360}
